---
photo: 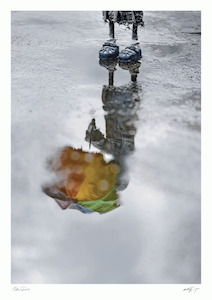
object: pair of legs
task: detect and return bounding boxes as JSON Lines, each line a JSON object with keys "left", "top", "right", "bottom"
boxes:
{"left": 109, "top": 21, "right": 138, "bottom": 40}
{"left": 99, "top": 17, "right": 141, "bottom": 63}
{"left": 107, "top": 63, "right": 141, "bottom": 85}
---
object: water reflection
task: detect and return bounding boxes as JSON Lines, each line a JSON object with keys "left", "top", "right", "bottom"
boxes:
{"left": 43, "top": 60, "right": 142, "bottom": 214}
{"left": 86, "top": 60, "right": 142, "bottom": 191}
{"left": 43, "top": 147, "right": 120, "bottom": 213}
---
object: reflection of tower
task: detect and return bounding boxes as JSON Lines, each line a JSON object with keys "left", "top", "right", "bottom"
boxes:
{"left": 85, "top": 60, "right": 142, "bottom": 190}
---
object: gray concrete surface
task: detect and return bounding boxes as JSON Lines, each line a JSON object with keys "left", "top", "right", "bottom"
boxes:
{"left": 11, "top": 11, "right": 201, "bottom": 284}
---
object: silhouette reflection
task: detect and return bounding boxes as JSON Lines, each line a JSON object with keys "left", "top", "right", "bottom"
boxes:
{"left": 85, "top": 60, "right": 142, "bottom": 192}
{"left": 43, "top": 60, "right": 142, "bottom": 214}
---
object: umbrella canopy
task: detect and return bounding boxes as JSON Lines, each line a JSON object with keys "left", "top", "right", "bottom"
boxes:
{"left": 43, "top": 147, "right": 120, "bottom": 213}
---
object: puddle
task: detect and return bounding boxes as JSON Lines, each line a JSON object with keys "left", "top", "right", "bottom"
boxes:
{"left": 149, "top": 43, "right": 183, "bottom": 56}
{"left": 43, "top": 60, "right": 142, "bottom": 214}
{"left": 11, "top": 11, "right": 201, "bottom": 284}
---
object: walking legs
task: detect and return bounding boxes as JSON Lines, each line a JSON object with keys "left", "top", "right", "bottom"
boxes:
{"left": 109, "top": 21, "right": 115, "bottom": 39}
{"left": 132, "top": 24, "right": 138, "bottom": 40}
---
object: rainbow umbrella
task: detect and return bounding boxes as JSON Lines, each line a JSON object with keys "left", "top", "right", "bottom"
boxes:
{"left": 43, "top": 147, "right": 120, "bottom": 214}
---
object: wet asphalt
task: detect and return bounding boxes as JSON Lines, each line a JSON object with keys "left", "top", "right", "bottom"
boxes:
{"left": 11, "top": 11, "right": 201, "bottom": 284}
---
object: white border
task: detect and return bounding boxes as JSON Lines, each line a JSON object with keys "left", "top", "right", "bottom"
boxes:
{"left": 1, "top": 1, "right": 211, "bottom": 299}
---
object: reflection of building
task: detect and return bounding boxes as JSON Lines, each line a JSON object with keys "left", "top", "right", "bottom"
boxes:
{"left": 85, "top": 60, "right": 142, "bottom": 191}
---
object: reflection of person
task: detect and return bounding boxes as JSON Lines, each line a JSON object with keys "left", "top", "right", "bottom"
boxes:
{"left": 43, "top": 60, "right": 142, "bottom": 215}
{"left": 85, "top": 60, "right": 142, "bottom": 191}
{"left": 43, "top": 147, "right": 120, "bottom": 214}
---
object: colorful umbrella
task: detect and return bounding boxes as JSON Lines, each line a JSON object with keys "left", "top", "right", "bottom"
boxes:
{"left": 43, "top": 147, "right": 120, "bottom": 214}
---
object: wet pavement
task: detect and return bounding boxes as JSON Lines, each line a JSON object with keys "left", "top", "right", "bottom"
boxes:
{"left": 11, "top": 11, "right": 201, "bottom": 283}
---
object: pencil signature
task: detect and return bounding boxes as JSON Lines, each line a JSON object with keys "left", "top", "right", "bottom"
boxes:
{"left": 183, "top": 286, "right": 200, "bottom": 293}
{"left": 12, "top": 286, "right": 30, "bottom": 292}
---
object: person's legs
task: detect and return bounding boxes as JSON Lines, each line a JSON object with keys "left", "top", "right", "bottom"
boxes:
{"left": 108, "top": 70, "right": 114, "bottom": 86}
{"left": 132, "top": 24, "right": 138, "bottom": 40}
{"left": 99, "top": 20, "right": 118, "bottom": 61}
{"left": 109, "top": 21, "right": 115, "bottom": 39}
{"left": 131, "top": 74, "right": 137, "bottom": 82}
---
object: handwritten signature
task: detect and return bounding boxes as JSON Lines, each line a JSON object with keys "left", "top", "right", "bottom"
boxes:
{"left": 12, "top": 286, "right": 30, "bottom": 292}
{"left": 183, "top": 286, "right": 200, "bottom": 293}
